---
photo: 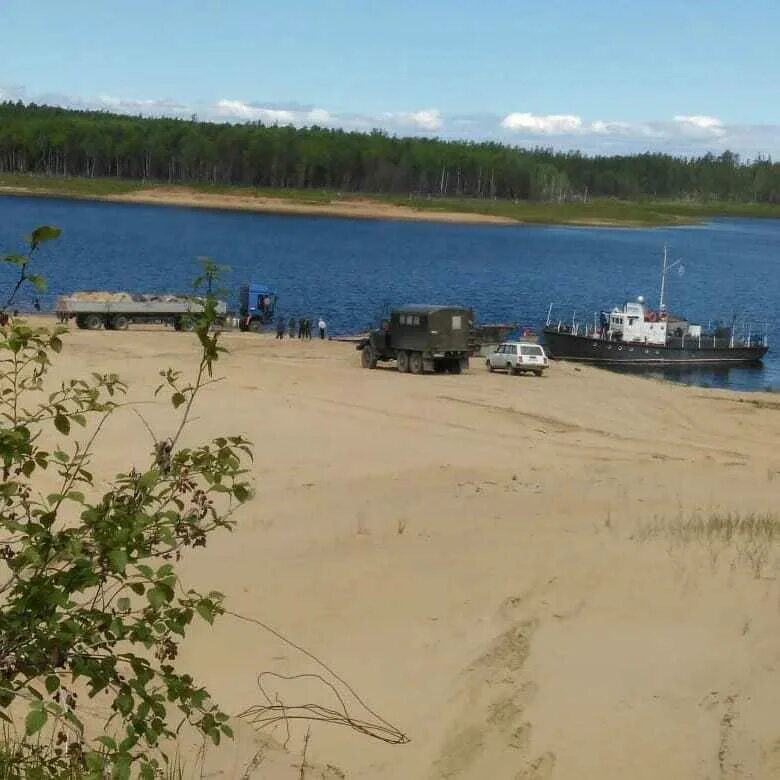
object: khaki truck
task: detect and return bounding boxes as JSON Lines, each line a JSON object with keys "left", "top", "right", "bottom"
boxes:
{"left": 357, "top": 305, "right": 473, "bottom": 374}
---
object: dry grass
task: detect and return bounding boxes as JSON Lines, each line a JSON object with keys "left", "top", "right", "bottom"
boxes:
{"left": 635, "top": 511, "right": 780, "bottom": 579}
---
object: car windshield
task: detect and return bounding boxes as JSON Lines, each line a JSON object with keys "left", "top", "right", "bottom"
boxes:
{"left": 520, "top": 345, "right": 543, "bottom": 356}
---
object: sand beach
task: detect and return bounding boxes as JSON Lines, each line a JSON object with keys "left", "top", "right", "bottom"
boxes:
{"left": 26, "top": 322, "right": 780, "bottom": 779}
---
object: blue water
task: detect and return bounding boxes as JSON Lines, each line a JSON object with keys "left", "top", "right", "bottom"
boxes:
{"left": 1, "top": 195, "right": 779, "bottom": 392}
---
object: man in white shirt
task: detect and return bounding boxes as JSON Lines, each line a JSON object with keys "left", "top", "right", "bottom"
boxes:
{"left": 318, "top": 318, "right": 326, "bottom": 340}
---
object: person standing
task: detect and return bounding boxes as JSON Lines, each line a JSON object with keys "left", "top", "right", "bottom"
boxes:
{"left": 298, "top": 317, "right": 305, "bottom": 339}
{"left": 288, "top": 316, "right": 296, "bottom": 338}
{"left": 275, "top": 316, "right": 285, "bottom": 339}
{"left": 318, "top": 317, "right": 326, "bottom": 340}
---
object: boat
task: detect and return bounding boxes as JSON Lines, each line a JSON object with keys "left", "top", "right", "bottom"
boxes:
{"left": 542, "top": 245, "right": 768, "bottom": 367}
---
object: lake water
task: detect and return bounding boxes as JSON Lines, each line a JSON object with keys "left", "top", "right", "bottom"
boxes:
{"left": 1, "top": 194, "right": 778, "bottom": 392}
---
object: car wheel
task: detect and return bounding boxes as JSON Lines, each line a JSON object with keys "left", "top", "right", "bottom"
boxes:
{"left": 361, "top": 346, "right": 377, "bottom": 369}
{"left": 506, "top": 363, "right": 515, "bottom": 375}
{"left": 534, "top": 370, "right": 543, "bottom": 377}
{"left": 409, "top": 351, "right": 424, "bottom": 375}
{"left": 397, "top": 351, "right": 410, "bottom": 372}
{"left": 486, "top": 359, "right": 494, "bottom": 372}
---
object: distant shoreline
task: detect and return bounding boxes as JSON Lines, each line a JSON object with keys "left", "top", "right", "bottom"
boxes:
{"left": 2, "top": 177, "right": 779, "bottom": 227}
{"left": 0, "top": 185, "right": 519, "bottom": 226}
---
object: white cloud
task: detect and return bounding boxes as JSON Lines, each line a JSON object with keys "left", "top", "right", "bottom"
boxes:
{"left": 590, "top": 119, "right": 632, "bottom": 135}
{"left": 501, "top": 112, "right": 582, "bottom": 134}
{"left": 94, "top": 95, "right": 190, "bottom": 116}
{"left": 673, "top": 114, "right": 723, "bottom": 130}
{"left": 402, "top": 109, "right": 442, "bottom": 130}
{"left": 672, "top": 114, "right": 726, "bottom": 138}
{"left": 213, "top": 99, "right": 332, "bottom": 126}
{"left": 381, "top": 109, "right": 442, "bottom": 131}
{"left": 4, "top": 85, "right": 779, "bottom": 157}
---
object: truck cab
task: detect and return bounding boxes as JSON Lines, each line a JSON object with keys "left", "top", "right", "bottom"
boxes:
{"left": 239, "top": 283, "right": 277, "bottom": 332}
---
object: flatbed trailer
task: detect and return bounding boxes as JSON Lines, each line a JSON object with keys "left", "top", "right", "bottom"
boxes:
{"left": 56, "top": 297, "right": 228, "bottom": 331}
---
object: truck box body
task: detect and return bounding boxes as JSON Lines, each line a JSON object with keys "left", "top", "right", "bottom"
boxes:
{"left": 389, "top": 305, "right": 473, "bottom": 355}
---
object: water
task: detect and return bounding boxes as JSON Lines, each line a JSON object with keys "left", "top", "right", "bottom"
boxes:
{"left": 1, "top": 194, "right": 779, "bottom": 392}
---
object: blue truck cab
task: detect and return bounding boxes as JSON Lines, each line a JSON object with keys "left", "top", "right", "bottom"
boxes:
{"left": 239, "top": 283, "right": 277, "bottom": 332}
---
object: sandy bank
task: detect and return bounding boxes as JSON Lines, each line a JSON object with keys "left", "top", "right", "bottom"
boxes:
{"left": 25, "top": 324, "right": 780, "bottom": 778}
{"left": 0, "top": 185, "right": 519, "bottom": 225}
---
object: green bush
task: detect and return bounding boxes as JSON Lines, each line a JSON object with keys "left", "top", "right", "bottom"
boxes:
{"left": 0, "top": 228, "right": 253, "bottom": 778}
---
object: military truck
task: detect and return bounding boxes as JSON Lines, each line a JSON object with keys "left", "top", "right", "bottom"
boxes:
{"left": 357, "top": 305, "right": 473, "bottom": 374}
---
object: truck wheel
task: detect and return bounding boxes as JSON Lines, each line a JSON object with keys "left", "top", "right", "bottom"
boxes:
{"left": 85, "top": 314, "right": 103, "bottom": 330}
{"left": 248, "top": 319, "right": 264, "bottom": 334}
{"left": 449, "top": 359, "right": 463, "bottom": 375}
{"left": 110, "top": 314, "right": 129, "bottom": 331}
{"left": 75, "top": 315, "right": 88, "bottom": 330}
{"left": 361, "top": 346, "right": 377, "bottom": 369}
{"left": 409, "top": 351, "right": 423, "bottom": 375}
{"left": 397, "top": 351, "right": 410, "bottom": 373}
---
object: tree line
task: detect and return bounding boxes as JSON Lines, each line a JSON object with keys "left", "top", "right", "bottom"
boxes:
{"left": 1, "top": 101, "right": 779, "bottom": 203}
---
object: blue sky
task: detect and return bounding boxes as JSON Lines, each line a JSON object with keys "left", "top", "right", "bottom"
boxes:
{"left": 2, "top": 0, "right": 778, "bottom": 156}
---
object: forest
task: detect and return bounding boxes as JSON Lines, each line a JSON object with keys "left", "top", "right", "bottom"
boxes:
{"left": 1, "top": 101, "right": 779, "bottom": 204}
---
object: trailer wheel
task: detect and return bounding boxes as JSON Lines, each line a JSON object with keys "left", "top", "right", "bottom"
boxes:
{"left": 110, "top": 314, "right": 129, "bottom": 331}
{"left": 85, "top": 314, "right": 104, "bottom": 330}
{"left": 409, "top": 351, "right": 424, "bottom": 375}
{"left": 397, "top": 351, "right": 410, "bottom": 373}
{"left": 361, "top": 346, "right": 377, "bottom": 369}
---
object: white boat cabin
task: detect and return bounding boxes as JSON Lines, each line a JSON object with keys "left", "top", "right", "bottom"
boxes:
{"left": 604, "top": 298, "right": 700, "bottom": 345}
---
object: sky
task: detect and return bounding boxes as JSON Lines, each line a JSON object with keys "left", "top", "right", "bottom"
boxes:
{"left": 1, "top": 0, "right": 779, "bottom": 157}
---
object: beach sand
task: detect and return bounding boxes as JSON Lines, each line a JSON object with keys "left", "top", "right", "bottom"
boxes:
{"left": 0, "top": 185, "right": 518, "bottom": 225}
{"left": 31, "top": 325, "right": 780, "bottom": 778}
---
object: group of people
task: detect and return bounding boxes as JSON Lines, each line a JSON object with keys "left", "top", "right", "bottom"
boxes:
{"left": 276, "top": 316, "right": 327, "bottom": 340}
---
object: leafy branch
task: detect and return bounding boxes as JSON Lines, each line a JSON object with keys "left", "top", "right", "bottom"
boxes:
{"left": 0, "top": 228, "right": 254, "bottom": 778}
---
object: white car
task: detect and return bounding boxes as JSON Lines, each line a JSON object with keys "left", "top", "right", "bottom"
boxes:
{"left": 486, "top": 341, "right": 549, "bottom": 376}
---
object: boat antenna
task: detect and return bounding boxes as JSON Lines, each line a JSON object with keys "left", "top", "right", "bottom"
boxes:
{"left": 659, "top": 243, "right": 684, "bottom": 312}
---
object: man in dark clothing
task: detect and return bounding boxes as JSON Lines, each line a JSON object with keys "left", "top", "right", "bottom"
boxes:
{"left": 275, "top": 317, "right": 285, "bottom": 339}
{"left": 298, "top": 318, "right": 305, "bottom": 339}
{"left": 288, "top": 317, "right": 296, "bottom": 338}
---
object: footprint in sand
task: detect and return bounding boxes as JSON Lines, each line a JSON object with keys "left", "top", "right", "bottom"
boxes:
{"left": 430, "top": 619, "right": 554, "bottom": 779}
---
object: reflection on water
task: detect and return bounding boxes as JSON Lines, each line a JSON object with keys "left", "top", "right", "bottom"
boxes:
{"left": 606, "top": 362, "right": 773, "bottom": 392}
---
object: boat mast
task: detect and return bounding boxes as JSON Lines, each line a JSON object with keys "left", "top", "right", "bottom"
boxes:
{"left": 659, "top": 243, "right": 668, "bottom": 312}
{"left": 659, "top": 243, "right": 683, "bottom": 313}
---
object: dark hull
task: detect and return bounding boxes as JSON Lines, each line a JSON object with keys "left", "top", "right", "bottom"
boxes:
{"left": 543, "top": 328, "right": 768, "bottom": 366}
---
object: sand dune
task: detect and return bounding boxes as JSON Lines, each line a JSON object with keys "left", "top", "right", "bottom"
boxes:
{"left": 36, "top": 325, "right": 780, "bottom": 778}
